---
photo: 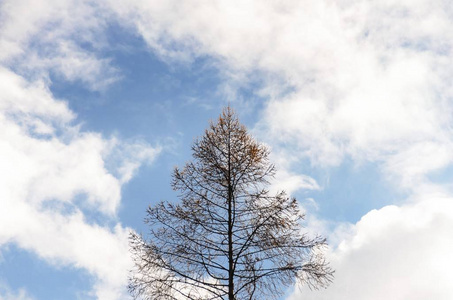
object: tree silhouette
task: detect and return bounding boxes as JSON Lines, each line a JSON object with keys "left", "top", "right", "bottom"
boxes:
{"left": 129, "top": 107, "right": 333, "bottom": 300}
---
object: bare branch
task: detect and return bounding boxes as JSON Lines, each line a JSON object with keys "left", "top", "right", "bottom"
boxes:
{"left": 129, "top": 107, "right": 333, "bottom": 300}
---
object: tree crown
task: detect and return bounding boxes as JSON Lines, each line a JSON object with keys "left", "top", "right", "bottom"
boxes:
{"left": 129, "top": 107, "right": 333, "bottom": 300}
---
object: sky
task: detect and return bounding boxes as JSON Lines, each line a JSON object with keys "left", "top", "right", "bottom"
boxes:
{"left": 1, "top": 0, "right": 453, "bottom": 299}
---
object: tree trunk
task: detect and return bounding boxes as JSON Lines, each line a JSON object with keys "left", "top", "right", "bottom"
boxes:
{"left": 227, "top": 126, "right": 234, "bottom": 300}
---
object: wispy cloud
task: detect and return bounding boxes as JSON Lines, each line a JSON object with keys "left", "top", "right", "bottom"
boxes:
{"left": 0, "top": 283, "right": 34, "bottom": 300}
{"left": 0, "top": 0, "right": 119, "bottom": 90}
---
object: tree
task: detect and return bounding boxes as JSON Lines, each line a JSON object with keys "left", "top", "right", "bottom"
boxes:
{"left": 129, "top": 107, "right": 333, "bottom": 300}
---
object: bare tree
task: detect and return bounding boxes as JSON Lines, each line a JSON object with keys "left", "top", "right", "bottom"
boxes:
{"left": 129, "top": 107, "right": 333, "bottom": 300}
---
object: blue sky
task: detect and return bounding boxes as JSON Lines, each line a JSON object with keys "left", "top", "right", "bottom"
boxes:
{"left": 1, "top": 1, "right": 453, "bottom": 299}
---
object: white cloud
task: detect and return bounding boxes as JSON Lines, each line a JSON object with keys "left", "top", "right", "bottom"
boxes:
{"left": 0, "top": 65, "right": 158, "bottom": 299}
{"left": 270, "top": 169, "right": 320, "bottom": 196}
{"left": 107, "top": 139, "right": 162, "bottom": 184}
{"left": 0, "top": 67, "right": 74, "bottom": 124}
{"left": 254, "top": 1, "right": 453, "bottom": 191}
{"left": 0, "top": 0, "right": 119, "bottom": 90}
{"left": 25, "top": 40, "right": 120, "bottom": 91}
{"left": 0, "top": 1, "right": 163, "bottom": 299}
{"left": 288, "top": 195, "right": 453, "bottom": 300}
{"left": 0, "top": 204, "right": 131, "bottom": 299}
{"left": 0, "top": 67, "right": 122, "bottom": 214}
{"left": 104, "top": 0, "right": 453, "bottom": 184}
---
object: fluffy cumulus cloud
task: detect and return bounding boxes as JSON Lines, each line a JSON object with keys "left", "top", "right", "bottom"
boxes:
{"left": 290, "top": 195, "right": 453, "bottom": 300}
{"left": 0, "top": 65, "right": 159, "bottom": 298}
